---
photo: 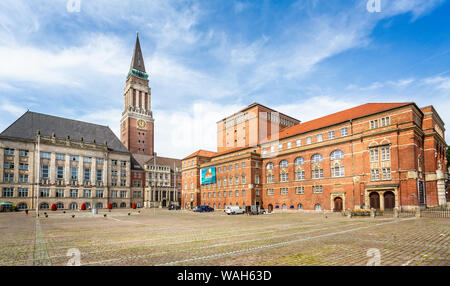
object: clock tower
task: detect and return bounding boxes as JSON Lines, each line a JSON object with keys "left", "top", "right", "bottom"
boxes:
{"left": 120, "top": 33, "right": 154, "bottom": 156}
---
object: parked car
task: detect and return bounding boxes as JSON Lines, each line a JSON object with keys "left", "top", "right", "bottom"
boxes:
{"left": 225, "top": 205, "right": 245, "bottom": 215}
{"left": 192, "top": 206, "right": 199, "bottom": 212}
{"left": 246, "top": 205, "right": 266, "bottom": 215}
{"left": 197, "top": 205, "right": 214, "bottom": 212}
{"left": 168, "top": 204, "right": 180, "bottom": 210}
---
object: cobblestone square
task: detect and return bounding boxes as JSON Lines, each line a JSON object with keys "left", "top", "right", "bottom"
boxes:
{"left": 0, "top": 209, "right": 448, "bottom": 266}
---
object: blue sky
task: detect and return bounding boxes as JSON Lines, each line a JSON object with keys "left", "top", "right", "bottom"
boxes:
{"left": 0, "top": 0, "right": 449, "bottom": 158}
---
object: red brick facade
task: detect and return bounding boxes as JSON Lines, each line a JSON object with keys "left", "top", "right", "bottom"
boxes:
{"left": 182, "top": 103, "right": 448, "bottom": 211}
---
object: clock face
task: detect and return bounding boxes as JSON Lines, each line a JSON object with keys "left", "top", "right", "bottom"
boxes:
{"left": 137, "top": 119, "right": 147, "bottom": 130}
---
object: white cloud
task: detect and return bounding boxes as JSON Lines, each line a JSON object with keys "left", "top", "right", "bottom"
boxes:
{"left": 0, "top": 34, "right": 129, "bottom": 86}
{"left": 423, "top": 76, "right": 450, "bottom": 91}
{"left": 0, "top": 99, "right": 26, "bottom": 117}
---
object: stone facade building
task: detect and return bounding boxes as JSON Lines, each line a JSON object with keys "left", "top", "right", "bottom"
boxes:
{"left": 0, "top": 112, "right": 132, "bottom": 211}
{"left": 182, "top": 102, "right": 448, "bottom": 212}
{"left": 0, "top": 34, "right": 181, "bottom": 210}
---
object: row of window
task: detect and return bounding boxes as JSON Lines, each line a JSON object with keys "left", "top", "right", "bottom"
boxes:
{"left": 202, "top": 189, "right": 248, "bottom": 199}
{"left": 266, "top": 186, "right": 323, "bottom": 196}
{"left": 265, "top": 150, "right": 345, "bottom": 169}
{"left": 263, "top": 129, "right": 349, "bottom": 154}
{"left": 4, "top": 149, "right": 28, "bottom": 156}
{"left": 39, "top": 152, "right": 126, "bottom": 166}
{"left": 370, "top": 117, "right": 390, "bottom": 129}
{"left": 1, "top": 188, "right": 135, "bottom": 199}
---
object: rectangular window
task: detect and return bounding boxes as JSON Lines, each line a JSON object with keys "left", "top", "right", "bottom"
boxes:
{"left": 96, "top": 190, "right": 104, "bottom": 198}
{"left": 223, "top": 191, "right": 227, "bottom": 198}
{"left": 229, "top": 191, "right": 233, "bottom": 197}
{"left": 328, "top": 131, "right": 335, "bottom": 140}
{"left": 120, "top": 161, "right": 126, "bottom": 167}
{"left": 96, "top": 169, "right": 103, "bottom": 181}
{"left": 56, "top": 154, "right": 65, "bottom": 160}
{"left": 120, "top": 191, "right": 127, "bottom": 198}
{"left": 70, "top": 167, "right": 78, "bottom": 180}
{"left": 40, "top": 165, "right": 49, "bottom": 179}
{"left": 111, "top": 191, "right": 118, "bottom": 198}
{"left": 235, "top": 190, "right": 239, "bottom": 197}
{"left": 295, "top": 171, "right": 305, "bottom": 181}
{"left": 84, "top": 168, "right": 91, "bottom": 181}
{"left": 380, "top": 117, "right": 390, "bottom": 127}
{"left": 84, "top": 190, "right": 91, "bottom": 198}
{"left": 18, "top": 188, "right": 28, "bottom": 197}
{"left": 83, "top": 157, "right": 92, "bottom": 163}
{"left": 242, "top": 175, "right": 246, "bottom": 184}
{"left": 242, "top": 189, "right": 246, "bottom": 197}
{"left": 370, "top": 120, "right": 379, "bottom": 129}
{"left": 317, "top": 134, "right": 323, "bottom": 142}
{"left": 312, "top": 186, "right": 323, "bottom": 194}
{"left": 40, "top": 152, "right": 51, "bottom": 159}
{"left": 381, "top": 147, "right": 390, "bottom": 161}
{"left": 281, "top": 188, "right": 288, "bottom": 196}
{"left": 270, "top": 146, "right": 275, "bottom": 153}
{"left": 242, "top": 162, "right": 245, "bottom": 168}
{"left": 278, "top": 144, "right": 283, "bottom": 151}
{"left": 370, "top": 149, "right": 379, "bottom": 162}
{"left": 332, "top": 166, "right": 345, "bottom": 177}
{"left": 266, "top": 174, "right": 275, "bottom": 184}
{"left": 19, "top": 163, "right": 28, "bottom": 170}
{"left": 296, "top": 139, "right": 301, "bottom": 147}
{"left": 312, "top": 169, "right": 324, "bottom": 179}
{"left": 2, "top": 188, "right": 14, "bottom": 198}
{"left": 287, "top": 142, "right": 292, "bottom": 149}
{"left": 267, "top": 189, "right": 274, "bottom": 196}
{"left": 4, "top": 162, "right": 14, "bottom": 169}
{"left": 40, "top": 188, "right": 50, "bottom": 197}
{"left": 295, "top": 186, "right": 304, "bottom": 195}
{"left": 112, "top": 160, "right": 118, "bottom": 166}
{"left": 4, "top": 173, "right": 13, "bottom": 182}
{"left": 19, "top": 174, "right": 28, "bottom": 183}
{"left": 371, "top": 169, "right": 380, "bottom": 181}
{"left": 70, "top": 155, "right": 79, "bottom": 161}
{"left": 382, "top": 168, "right": 391, "bottom": 180}
{"left": 341, "top": 127, "right": 348, "bottom": 137}
{"left": 120, "top": 171, "right": 126, "bottom": 177}
{"left": 70, "top": 189, "right": 78, "bottom": 198}
{"left": 56, "top": 166, "right": 64, "bottom": 179}
{"left": 280, "top": 173, "right": 289, "bottom": 182}
{"left": 4, "top": 148, "right": 15, "bottom": 156}
{"left": 55, "top": 189, "right": 64, "bottom": 198}
{"left": 111, "top": 170, "right": 118, "bottom": 177}
{"left": 19, "top": 150, "right": 28, "bottom": 157}
{"left": 306, "top": 137, "right": 311, "bottom": 144}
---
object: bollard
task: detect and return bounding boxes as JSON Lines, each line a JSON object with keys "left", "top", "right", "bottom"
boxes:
{"left": 347, "top": 209, "right": 352, "bottom": 219}
{"left": 415, "top": 206, "right": 421, "bottom": 218}
{"left": 393, "top": 207, "right": 399, "bottom": 218}
{"left": 370, "top": 208, "right": 375, "bottom": 219}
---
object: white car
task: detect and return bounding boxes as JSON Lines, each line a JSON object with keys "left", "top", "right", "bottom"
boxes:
{"left": 225, "top": 205, "right": 245, "bottom": 215}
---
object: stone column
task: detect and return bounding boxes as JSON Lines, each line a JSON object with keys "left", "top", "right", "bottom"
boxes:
{"left": 78, "top": 156, "right": 83, "bottom": 185}
{"left": 0, "top": 147, "right": 4, "bottom": 183}
{"left": 64, "top": 155, "right": 70, "bottom": 185}
{"left": 50, "top": 152, "right": 56, "bottom": 184}
{"left": 370, "top": 208, "right": 375, "bottom": 219}
{"left": 415, "top": 206, "right": 421, "bottom": 218}
{"left": 91, "top": 157, "right": 96, "bottom": 185}
{"left": 393, "top": 207, "right": 399, "bottom": 218}
{"left": 436, "top": 170, "right": 447, "bottom": 206}
{"left": 13, "top": 149, "right": 20, "bottom": 184}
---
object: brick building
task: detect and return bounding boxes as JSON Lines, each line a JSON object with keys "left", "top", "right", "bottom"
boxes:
{"left": 182, "top": 102, "right": 448, "bottom": 212}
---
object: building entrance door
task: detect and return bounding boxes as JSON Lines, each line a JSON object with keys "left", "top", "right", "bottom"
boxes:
{"left": 334, "top": 197, "right": 343, "bottom": 212}
{"left": 369, "top": 192, "right": 380, "bottom": 209}
{"left": 384, "top": 191, "right": 395, "bottom": 210}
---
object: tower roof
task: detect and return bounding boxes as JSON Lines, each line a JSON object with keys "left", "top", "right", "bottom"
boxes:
{"left": 130, "top": 32, "right": 146, "bottom": 73}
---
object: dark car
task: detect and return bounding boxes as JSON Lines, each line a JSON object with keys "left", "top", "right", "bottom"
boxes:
{"left": 197, "top": 205, "right": 214, "bottom": 212}
{"left": 168, "top": 204, "right": 180, "bottom": 210}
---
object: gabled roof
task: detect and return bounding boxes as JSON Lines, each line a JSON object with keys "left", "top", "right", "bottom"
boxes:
{"left": 183, "top": 150, "right": 217, "bottom": 160}
{"left": 0, "top": 111, "right": 129, "bottom": 153}
{"left": 130, "top": 33, "right": 146, "bottom": 73}
{"left": 262, "top": 102, "right": 413, "bottom": 144}
{"left": 146, "top": 156, "right": 181, "bottom": 168}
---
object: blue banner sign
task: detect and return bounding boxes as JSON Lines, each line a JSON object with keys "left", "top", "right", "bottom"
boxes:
{"left": 201, "top": 167, "right": 216, "bottom": 185}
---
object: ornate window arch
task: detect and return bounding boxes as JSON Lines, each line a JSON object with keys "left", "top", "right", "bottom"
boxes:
{"left": 294, "top": 157, "right": 304, "bottom": 165}
{"left": 266, "top": 162, "right": 274, "bottom": 170}
{"left": 311, "top": 154, "right": 323, "bottom": 163}
{"left": 330, "top": 150, "right": 344, "bottom": 160}
{"left": 279, "top": 160, "right": 288, "bottom": 168}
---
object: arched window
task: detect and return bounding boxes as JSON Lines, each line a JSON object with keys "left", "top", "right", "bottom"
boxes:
{"left": 297, "top": 203, "right": 303, "bottom": 210}
{"left": 266, "top": 162, "right": 274, "bottom": 170}
{"left": 70, "top": 202, "right": 77, "bottom": 210}
{"left": 279, "top": 160, "right": 288, "bottom": 168}
{"left": 85, "top": 202, "right": 91, "bottom": 209}
{"left": 314, "top": 204, "right": 322, "bottom": 211}
{"left": 120, "top": 202, "right": 126, "bottom": 208}
{"left": 17, "top": 202, "right": 27, "bottom": 210}
{"left": 331, "top": 150, "right": 344, "bottom": 160}
{"left": 311, "top": 154, "right": 323, "bottom": 163}
{"left": 39, "top": 203, "right": 49, "bottom": 210}
{"left": 56, "top": 202, "right": 64, "bottom": 210}
{"left": 112, "top": 202, "right": 118, "bottom": 208}
{"left": 294, "top": 157, "right": 304, "bottom": 165}
{"left": 96, "top": 202, "right": 103, "bottom": 209}
{"left": 282, "top": 204, "right": 287, "bottom": 210}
